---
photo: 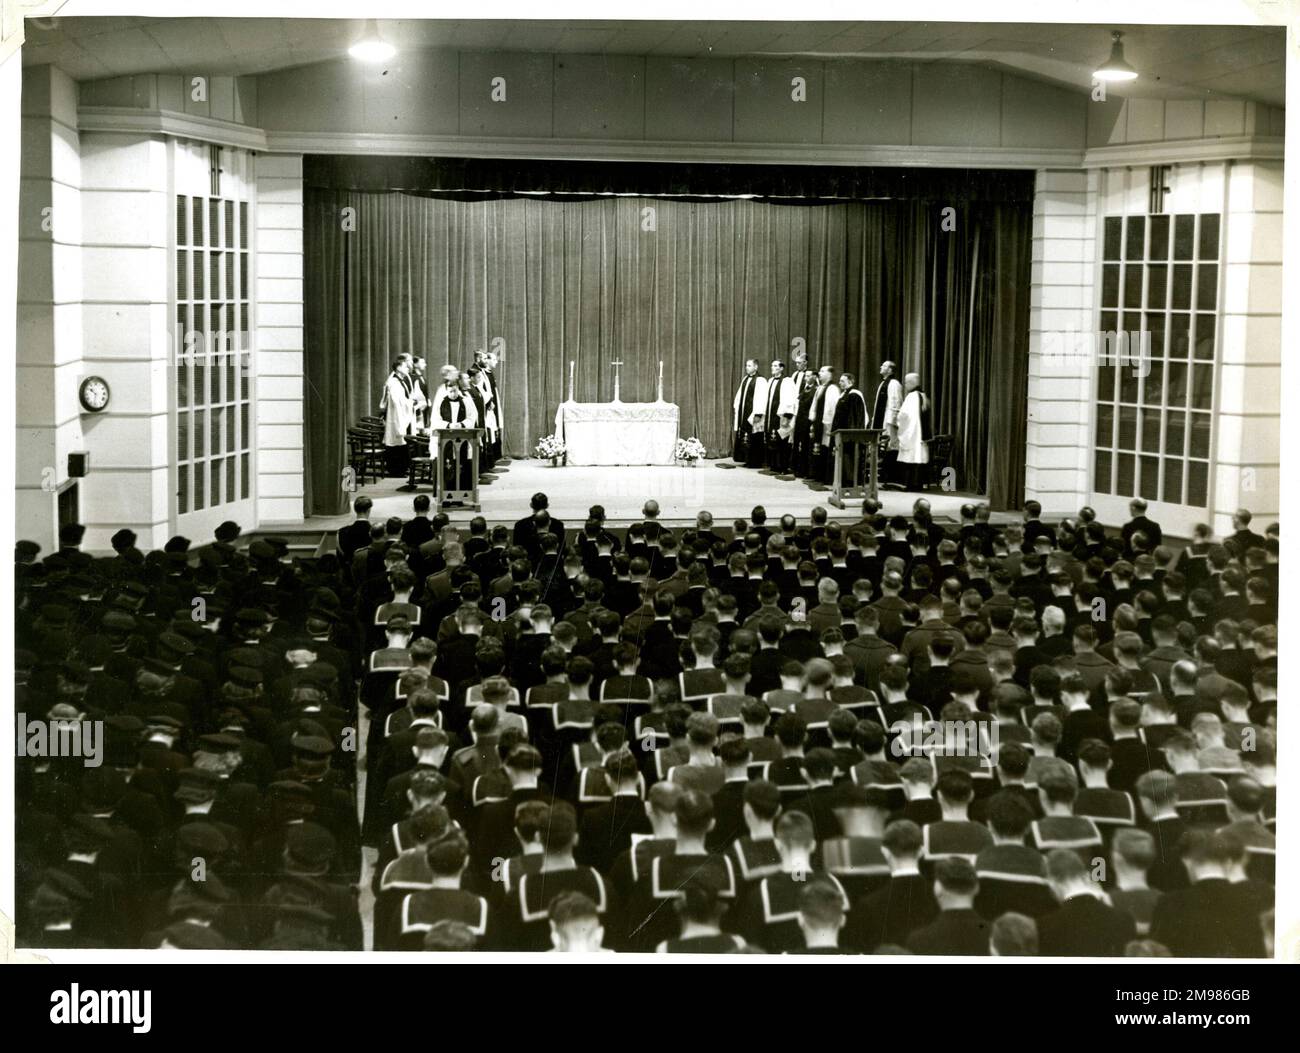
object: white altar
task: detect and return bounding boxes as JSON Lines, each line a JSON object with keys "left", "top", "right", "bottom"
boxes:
{"left": 554, "top": 401, "right": 680, "bottom": 466}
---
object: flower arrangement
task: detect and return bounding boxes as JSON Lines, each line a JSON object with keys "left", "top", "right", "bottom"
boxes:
{"left": 534, "top": 434, "right": 567, "bottom": 460}
{"left": 675, "top": 436, "right": 707, "bottom": 463}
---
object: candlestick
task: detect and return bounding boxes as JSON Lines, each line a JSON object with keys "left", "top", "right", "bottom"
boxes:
{"left": 657, "top": 360, "right": 664, "bottom": 402}
{"left": 568, "top": 360, "right": 575, "bottom": 402}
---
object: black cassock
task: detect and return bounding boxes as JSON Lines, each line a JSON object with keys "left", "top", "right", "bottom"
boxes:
{"left": 437, "top": 395, "right": 475, "bottom": 492}
{"left": 733, "top": 373, "right": 760, "bottom": 464}
{"left": 829, "top": 387, "right": 869, "bottom": 484}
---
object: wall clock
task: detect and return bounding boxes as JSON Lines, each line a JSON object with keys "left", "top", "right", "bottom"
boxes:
{"left": 79, "top": 375, "right": 111, "bottom": 413}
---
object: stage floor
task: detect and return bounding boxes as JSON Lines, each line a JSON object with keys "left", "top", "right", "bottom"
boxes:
{"left": 304, "top": 458, "right": 1001, "bottom": 530}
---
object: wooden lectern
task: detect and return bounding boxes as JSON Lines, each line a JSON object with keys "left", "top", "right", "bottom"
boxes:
{"left": 829, "top": 427, "right": 883, "bottom": 509}
{"left": 409, "top": 427, "right": 483, "bottom": 510}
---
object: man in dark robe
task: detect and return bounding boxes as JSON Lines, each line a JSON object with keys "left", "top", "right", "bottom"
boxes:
{"left": 731, "top": 359, "right": 766, "bottom": 467}
{"left": 829, "top": 372, "right": 869, "bottom": 488}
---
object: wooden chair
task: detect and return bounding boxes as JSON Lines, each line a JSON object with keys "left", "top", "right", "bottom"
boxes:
{"left": 927, "top": 434, "right": 953, "bottom": 490}
{"left": 347, "top": 427, "right": 384, "bottom": 486}
{"left": 405, "top": 434, "right": 435, "bottom": 488}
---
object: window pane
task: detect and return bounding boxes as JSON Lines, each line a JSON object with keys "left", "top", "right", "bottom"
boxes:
{"left": 1117, "top": 453, "right": 1136, "bottom": 496}
{"left": 178, "top": 463, "right": 189, "bottom": 514}
{"left": 226, "top": 406, "right": 235, "bottom": 453}
{"left": 1149, "top": 214, "right": 1170, "bottom": 260}
{"left": 176, "top": 195, "right": 188, "bottom": 245}
{"left": 1191, "top": 365, "right": 1214, "bottom": 410}
{"left": 1167, "top": 363, "right": 1188, "bottom": 407}
{"left": 1189, "top": 413, "right": 1211, "bottom": 458}
{"left": 225, "top": 200, "right": 235, "bottom": 249}
{"left": 195, "top": 409, "right": 206, "bottom": 457}
{"left": 1162, "top": 459, "right": 1183, "bottom": 505}
{"left": 177, "top": 251, "right": 188, "bottom": 301}
{"left": 1125, "top": 216, "right": 1146, "bottom": 260}
{"left": 1174, "top": 214, "right": 1195, "bottom": 259}
{"left": 1146, "top": 316, "right": 1166, "bottom": 359}
{"left": 1172, "top": 263, "right": 1193, "bottom": 309}
{"left": 241, "top": 352, "right": 250, "bottom": 401}
{"left": 240, "top": 254, "right": 249, "bottom": 301}
{"left": 209, "top": 199, "right": 220, "bottom": 247}
{"left": 177, "top": 358, "right": 188, "bottom": 409}
{"left": 210, "top": 307, "right": 223, "bottom": 349}
{"left": 1100, "top": 310, "right": 1118, "bottom": 336}
{"left": 1187, "top": 461, "right": 1209, "bottom": 507}
{"left": 178, "top": 411, "right": 189, "bottom": 462}
{"left": 1193, "top": 315, "right": 1216, "bottom": 361}
{"left": 1199, "top": 214, "right": 1220, "bottom": 259}
{"left": 1123, "top": 266, "right": 1143, "bottom": 308}
{"left": 241, "top": 406, "right": 250, "bottom": 450}
{"left": 192, "top": 250, "right": 203, "bottom": 300}
{"left": 1095, "top": 450, "right": 1112, "bottom": 494}
{"left": 1118, "top": 406, "right": 1137, "bottom": 450}
{"left": 1165, "top": 411, "right": 1186, "bottom": 456}
{"left": 225, "top": 251, "right": 234, "bottom": 299}
{"left": 211, "top": 405, "right": 221, "bottom": 456}
{"left": 227, "top": 455, "right": 236, "bottom": 504}
{"left": 1141, "top": 361, "right": 1164, "bottom": 407}
{"left": 1104, "top": 217, "right": 1122, "bottom": 260}
{"left": 1095, "top": 404, "right": 1114, "bottom": 448}
{"left": 1097, "top": 360, "right": 1116, "bottom": 403}
{"left": 1196, "top": 264, "right": 1218, "bottom": 311}
{"left": 1146, "top": 264, "right": 1167, "bottom": 309}
{"left": 194, "top": 358, "right": 206, "bottom": 406}
{"left": 211, "top": 461, "right": 221, "bottom": 507}
{"left": 241, "top": 452, "right": 250, "bottom": 499}
{"left": 1139, "top": 456, "right": 1160, "bottom": 501}
{"left": 209, "top": 252, "right": 221, "bottom": 299}
{"left": 192, "top": 197, "right": 204, "bottom": 246}
{"left": 1169, "top": 315, "right": 1190, "bottom": 359}
{"left": 194, "top": 462, "right": 205, "bottom": 511}
{"left": 1139, "top": 406, "right": 1161, "bottom": 453}
{"left": 226, "top": 357, "right": 235, "bottom": 403}
{"left": 1119, "top": 361, "right": 1139, "bottom": 405}
{"left": 1122, "top": 313, "right": 1141, "bottom": 342}
{"left": 1102, "top": 264, "right": 1120, "bottom": 308}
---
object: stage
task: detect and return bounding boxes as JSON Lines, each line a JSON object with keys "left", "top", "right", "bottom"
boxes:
{"left": 302, "top": 458, "right": 1006, "bottom": 531}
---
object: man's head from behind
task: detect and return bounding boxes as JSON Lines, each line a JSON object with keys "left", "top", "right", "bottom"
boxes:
{"left": 932, "top": 857, "right": 979, "bottom": 908}
{"left": 548, "top": 891, "right": 604, "bottom": 952}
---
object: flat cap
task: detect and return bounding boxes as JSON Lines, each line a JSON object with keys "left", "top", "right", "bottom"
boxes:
{"left": 43, "top": 868, "right": 93, "bottom": 902}
{"left": 59, "top": 523, "right": 86, "bottom": 546}
{"left": 175, "top": 822, "right": 229, "bottom": 856}
{"left": 285, "top": 822, "right": 336, "bottom": 868}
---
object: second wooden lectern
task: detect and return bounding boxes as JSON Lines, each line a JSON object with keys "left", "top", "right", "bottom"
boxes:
{"left": 829, "top": 427, "right": 883, "bottom": 509}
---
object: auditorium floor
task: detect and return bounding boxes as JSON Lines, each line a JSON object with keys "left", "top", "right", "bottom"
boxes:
{"left": 307, "top": 459, "right": 1003, "bottom": 529}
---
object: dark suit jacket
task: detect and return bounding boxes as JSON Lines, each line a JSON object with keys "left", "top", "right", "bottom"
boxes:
{"left": 577, "top": 794, "right": 651, "bottom": 874}
{"left": 906, "top": 908, "right": 990, "bottom": 955}
{"left": 1149, "top": 879, "right": 1267, "bottom": 958}
{"left": 1037, "top": 894, "right": 1136, "bottom": 957}
{"left": 337, "top": 519, "right": 372, "bottom": 561}
{"left": 845, "top": 874, "right": 938, "bottom": 952}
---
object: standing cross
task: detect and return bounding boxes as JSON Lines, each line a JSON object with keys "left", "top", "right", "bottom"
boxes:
{"left": 609, "top": 359, "right": 624, "bottom": 403}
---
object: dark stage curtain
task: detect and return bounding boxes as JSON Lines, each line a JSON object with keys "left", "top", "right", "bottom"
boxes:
{"left": 304, "top": 189, "right": 1030, "bottom": 516}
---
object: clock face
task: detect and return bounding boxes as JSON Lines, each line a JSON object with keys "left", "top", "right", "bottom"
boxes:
{"left": 80, "top": 376, "right": 110, "bottom": 413}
